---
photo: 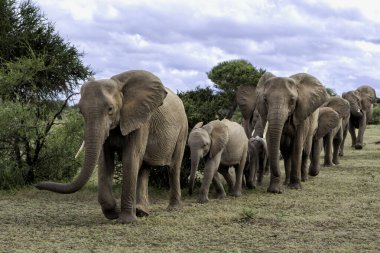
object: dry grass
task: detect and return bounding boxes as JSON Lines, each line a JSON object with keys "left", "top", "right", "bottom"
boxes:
{"left": 1, "top": 126, "right": 379, "bottom": 252}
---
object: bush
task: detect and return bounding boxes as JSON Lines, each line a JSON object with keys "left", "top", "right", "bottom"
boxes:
{"left": 368, "top": 106, "right": 380, "bottom": 125}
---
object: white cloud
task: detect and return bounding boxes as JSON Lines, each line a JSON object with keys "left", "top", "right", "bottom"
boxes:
{"left": 35, "top": 0, "right": 380, "bottom": 96}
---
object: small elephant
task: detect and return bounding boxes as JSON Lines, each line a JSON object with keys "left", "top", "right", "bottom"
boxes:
{"left": 342, "top": 85, "right": 377, "bottom": 149}
{"left": 236, "top": 72, "right": 328, "bottom": 193}
{"left": 322, "top": 96, "right": 350, "bottom": 166}
{"left": 36, "top": 70, "right": 188, "bottom": 224}
{"left": 188, "top": 119, "right": 248, "bottom": 203}
{"left": 244, "top": 136, "right": 269, "bottom": 189}
{"left": 307, "top": 107, "right": 340, "bottom": 177}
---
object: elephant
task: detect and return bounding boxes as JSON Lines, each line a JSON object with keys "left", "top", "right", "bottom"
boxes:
{"left": 244, "top": 136, "right": 269, "bottom": 189}
{"left": 236, "top": 72, "right": 328, "bottom": 193}
{"left": 306, "top": 107, "right": 340, "bottom": 178}
{"left": 36, "top": 70, "right": 188, "bottom": 224}
{"left": 322, "top": 96, "right": 350, "bottom": 166}
{"left": 187, "top": 119, "right": 248, "bottom": 203}
{"left": 342, "top": 85, "right": 377, "bottom": 149}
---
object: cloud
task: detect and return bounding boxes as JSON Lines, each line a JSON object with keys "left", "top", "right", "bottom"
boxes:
{"left": 36, "top": 0, "right": 380, "bottom": 96}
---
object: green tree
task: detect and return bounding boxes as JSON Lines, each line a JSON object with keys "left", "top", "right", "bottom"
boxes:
{"left": 207, "top": 59, "right": 265, "bottom": 119}
{"left": 326, "top": 87, "right": 337, "bottom": 96}
{"left": 0, "top": 0, "right": 92, "bottom": 189}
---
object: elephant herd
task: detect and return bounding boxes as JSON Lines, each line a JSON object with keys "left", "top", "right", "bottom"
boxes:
{"left": 36, "top": 70, "right": 377, "bottom": 224}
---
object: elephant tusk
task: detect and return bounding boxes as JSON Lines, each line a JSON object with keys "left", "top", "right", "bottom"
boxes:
{"left": 75, "top": 141, "right": 85, "bottom": 159}
{"left": 357, "top": 109, "right": 361, "bottom": 112}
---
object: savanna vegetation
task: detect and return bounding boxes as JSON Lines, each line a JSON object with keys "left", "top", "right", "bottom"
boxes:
{"left": 0, "top": 125, "right": 379, "bottom": 252}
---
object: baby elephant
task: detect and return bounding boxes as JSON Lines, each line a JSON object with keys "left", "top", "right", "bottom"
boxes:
{"left": 188, "top": 119, "right": 248, "bottom": 203}
{"left": 244, "top": 136, "right": 269, "bottom": 189}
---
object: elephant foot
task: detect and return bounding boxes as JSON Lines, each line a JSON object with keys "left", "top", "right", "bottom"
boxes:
{"left": 102, "top": 208, "right": 119, "bottom": 220}
{"left": 288, "top": 182, "right": 302, "bottom": 190}
{"left": 167, "top": 201, "right": 183, "bottom": 212}
{"left": 215, "top": 191, "right": 226, "bottom": 199}
{"left": 338, "top": 151, "right": 344, "bottom": 157}
{"left": 332, "top": 159, "right": 339, "bottom": 165}
{"left": 233, "top": 190, "right": 242, "bottom": 198}
{"left": 323, "top": 162, "right": 333, "bottom": 167}
{"left": 355, "top": 143, "right": 363, "bottom": 149}
{"left": 267, "top": 178, "right": 282, "bottom": 193}
{"left": 309, "top": 169, "right": 319, "bottom": 177}
{"left": 197, "top": 195, "right": 209, "bottom": 204}
{"left": 117, "top": 213, "right": 138, "bottom": 224}
{"left": 283, "top": 179, "right": 290, "bottom": 185}
{"left": 246, "top": 181, "right": 256, "bottom": 190}
{"left": 136, "top": 204, "right": 149, "bottom": 217}
{"left": 301, "top": 175, "right": 308, "bottom": 182}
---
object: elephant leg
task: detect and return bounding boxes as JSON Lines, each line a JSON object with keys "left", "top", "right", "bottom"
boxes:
{"left": 355, "top": 114, "right": 366, "bottom": 149}
{"left": 348, "top": 121, "right": 356, "bottom": 147}
{"left": 233, "top": 163, "right": 244, "bottom": 198}
{"left": 219, "top": 165, "right": 234, "bottom": 195}
{"left": 301, "top": 151, "right": 309, "bottom": 182}
{"left": 118, "top": 128, "right": 148, "bottom": 224}
{"left": 340, "top": 124, "right": 348, "bottom": 156}
{"left": 324, "top": 133, "right": 333, "bottom": 167}
{"left": 167, "top": 161, "right": 183, "bottom": 212}
{"left": 212, "top": 172, "right": 226, "bottom": 199}
{"left": 136, "top": 164, "right": 150, "bottom": 217}
{"left": 283, "top": 155, "right": 291, "bottom": 185}
{"left": 289, "top": 127, "right": 304, "bottom": 189}
{"left": 198, "top": 153, "right": 222, "bottom": 203}
{"left": 333, "top": 128, "right": 343, "bottom": 164}
{"left": 98, "top": 147, "right": 119, "bottom": 220}
{"left": 309, "top": 138, "right": 322, "bottom": 176}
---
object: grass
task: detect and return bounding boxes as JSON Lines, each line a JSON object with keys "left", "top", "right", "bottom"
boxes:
{"left": 1, "top": 126, "right": 379, "bottom": 252}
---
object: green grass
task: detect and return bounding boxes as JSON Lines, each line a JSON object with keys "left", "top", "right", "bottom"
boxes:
{"left": 1, "top": 126, "right": 379, "bottom": 252}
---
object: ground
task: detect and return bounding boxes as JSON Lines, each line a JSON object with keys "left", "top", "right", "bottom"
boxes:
{"left": 0, "top": 126, "right": 379, "bottom": 252}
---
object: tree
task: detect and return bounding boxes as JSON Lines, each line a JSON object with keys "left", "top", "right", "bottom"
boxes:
{"left": 207, "top": 59, "right": 265, "bottom": 119}
{"left": 0, "top": 0, "right": 92, "bottom": 188}
{"left": 326, "top": 87, "right": 337, "bottom": 97}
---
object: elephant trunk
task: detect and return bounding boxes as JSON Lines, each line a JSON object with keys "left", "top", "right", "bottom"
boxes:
{"left": 188, "top": 151, "right": 201, "bottom": 195}
{"left": 266, "top": 113, "right": 287, "bottom": 179}
{"left": 36, "top": 121, "right": 104, "bottom": 194}
{"left": 349, "top": 101, "right": 363, "bottom": 118}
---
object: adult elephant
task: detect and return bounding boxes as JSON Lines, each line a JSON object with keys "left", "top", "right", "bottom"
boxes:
{"left": 236, "top": 72, "right": 328, "bottom": 193}
{"left": 36, "top": 70, "right": 188, "bottom": 224}
{"left": 342, "top": 85, "right": 377, "bottom": 149}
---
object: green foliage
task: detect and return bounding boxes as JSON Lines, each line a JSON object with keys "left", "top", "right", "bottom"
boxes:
{"left": 207, "top": 59, "right": 265, "bottom": 119}
{"left": 368, "top": 106, "right": 380, "bottom": 125}
{"left": 0, "top": 0, "right": 92, "bottom": 189}
{"left": 240, "top": 207, "right": 258, "bottom": 221}
{"left": 326, "top": 87, "right": 337, "bottom": 97}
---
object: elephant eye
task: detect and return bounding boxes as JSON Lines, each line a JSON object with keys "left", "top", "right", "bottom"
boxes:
{"left": 108, "top": 106, "right": 113, "bottom": 114}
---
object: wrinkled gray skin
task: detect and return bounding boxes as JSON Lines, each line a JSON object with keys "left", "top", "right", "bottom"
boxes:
{"left": 307, "top": 107, "right": 340, "bottom": 178}
{"left": 36, "top": 70, "right": 188, "bottom": 224}
{"left": 244, "top": 136, "right": 268, "bottom": 189}
{"left": 342, "top": 86, "right": 376, "bottom": 149}
{"left": 188, "top": 119, "right": 248, "bottom": 203}
{"left": 321, "top": 97, "right": 350, "bottom": 166}
{"left": 236, "top": 72, "right": 328, "bottom": 193}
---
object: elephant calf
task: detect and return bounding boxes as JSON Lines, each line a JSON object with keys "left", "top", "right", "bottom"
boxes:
{"left": 244, "top": 136, "right": 268, "bottom": 189}
{"left": 188, "top": 119, "right": 248, "bottom": 203}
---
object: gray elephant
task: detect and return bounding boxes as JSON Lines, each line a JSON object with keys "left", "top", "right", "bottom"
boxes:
{"left": 188, "top": 119, "right": 248, "bottom": 203}
{"left": 36, "top": 70, "right": 188, "bottom": 224}
{"left": 342, "top": 85, "right": 377, "bottom": 149}
{"left": 236, "top": 72, "right": 328, "bottom": 193}
{"left": 244, "top": 136, "right": 268, "bottom": 189}
{"left": 307, "top": 107, "right": 340, "bottom": 178}
{"left": 322, "top": 96, "right": 350, "bottom": 166}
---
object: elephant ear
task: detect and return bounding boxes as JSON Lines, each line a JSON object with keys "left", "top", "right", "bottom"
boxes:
{"left": 325, "top": 97, "right": 350, "bottom": 119}
{"left": 290, "top": 73, "right": 328, "bottom": 125}
{"left": 315, "top": 108, "right": 340, "bottom": 139}
{"left": 236, "top": 84, "right": 257, "bottom": 121}
{"left": 204, "top": 120, "right": 229, "bottom": 158}
{"left": 192, "top": 122, "right": 204, "bottom": 131}
{"left": 111, "top": 70, "right": 168, "bottom": 136}
{"left": 256, "top": 72, "right": 276, "bottom": 123}
{"left": 357, "top": 85, "right": 377, "bottom": 111}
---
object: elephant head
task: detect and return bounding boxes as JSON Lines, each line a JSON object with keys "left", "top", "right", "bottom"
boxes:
{"left": 36, "top": 70, "right": 167, "bottom": 193}
{"left": 324, "top": 96, "right": 350, "bottom": 120}
{"left": 342, "top": 85, "right": 376, "bottom": 118}
{"left": 187, "top": 120, "right": 229, "bottom": 195}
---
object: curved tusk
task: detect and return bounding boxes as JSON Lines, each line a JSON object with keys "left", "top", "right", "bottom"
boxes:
{"left": 75, "top": 141, "right": 85, "bottom": 159}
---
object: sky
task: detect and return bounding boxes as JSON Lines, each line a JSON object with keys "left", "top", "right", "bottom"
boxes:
{"left": 35, "top": 0, "right": 380, "bottom": 96}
